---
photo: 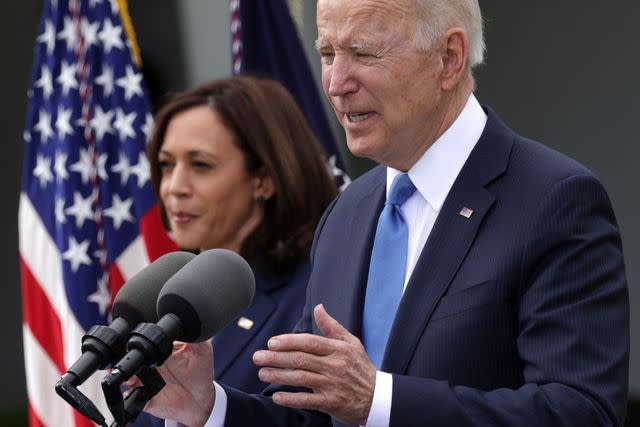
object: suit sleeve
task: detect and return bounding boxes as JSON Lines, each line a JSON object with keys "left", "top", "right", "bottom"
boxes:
{"left": 390, "top": 173, "right": 629, "bottom": 426}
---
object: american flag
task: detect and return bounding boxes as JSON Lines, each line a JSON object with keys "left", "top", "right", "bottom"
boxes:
{"left": 19, "top": 0, "right": 176, "bottom": 425}
{"left": 229, "top": 0, "right": 350, "bottom": 191}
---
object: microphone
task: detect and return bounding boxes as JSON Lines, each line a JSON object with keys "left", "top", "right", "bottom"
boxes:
{"left": 55, "top": 251, "right": 195, "bottom": 424}
{"left": 101, "top": 249, "right": 255, "bottom": 423}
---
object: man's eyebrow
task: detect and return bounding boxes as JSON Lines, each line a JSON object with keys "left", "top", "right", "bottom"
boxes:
{"left": 348, "top": 41, "right": 371, "bottom": 51}
{"left": 315, "top": 39, "right": 329, "bottom": 51}
{"left": 314, "top": 39, "right": 372, "bottom": 51}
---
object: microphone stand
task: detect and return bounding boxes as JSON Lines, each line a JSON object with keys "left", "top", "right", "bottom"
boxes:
{"left": 108, "top": 367, "right": 166, "bottom": 427}
{"left": 103, "top": 320, "right": 177, "bottom": 425}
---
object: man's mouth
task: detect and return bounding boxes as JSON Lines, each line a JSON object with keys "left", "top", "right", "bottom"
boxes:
{"left": 346, "top": 112, "right": 373, "bottom": 122}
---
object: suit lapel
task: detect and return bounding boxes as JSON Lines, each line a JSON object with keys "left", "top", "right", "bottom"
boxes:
{"left": 326, "top": 169, "right": 385, "bottom": 336}
{"left": 382, "top": 108, "right": 514, "bottom": 373}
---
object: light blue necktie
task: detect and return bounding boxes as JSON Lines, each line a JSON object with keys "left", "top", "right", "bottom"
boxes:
{"left": 362, "top": 173, "right": 416, "bottom": 368}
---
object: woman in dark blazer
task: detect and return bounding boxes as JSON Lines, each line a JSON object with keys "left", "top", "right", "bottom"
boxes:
{"left": 130, "top": 76, "right": 337, "bottom": 426}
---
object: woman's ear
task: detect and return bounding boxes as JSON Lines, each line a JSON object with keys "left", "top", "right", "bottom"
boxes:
{"left": 253, "top": 168, "right": 276, "bottom": 201}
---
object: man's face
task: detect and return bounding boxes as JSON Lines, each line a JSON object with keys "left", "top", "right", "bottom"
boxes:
{"left": 317, "top": 0, "right": 445, "bottom": 170}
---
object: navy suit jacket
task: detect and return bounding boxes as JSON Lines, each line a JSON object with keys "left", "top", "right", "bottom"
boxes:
{"left": 130, "top": 257, "right": 310, "bottom": 427}
{"left": 223, "top": 107, "right": 629, "bottom": 426}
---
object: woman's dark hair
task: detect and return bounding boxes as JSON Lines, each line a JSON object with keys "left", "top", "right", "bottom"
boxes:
{"left": 148, "top": 76, "right": 338, "bottom": 271}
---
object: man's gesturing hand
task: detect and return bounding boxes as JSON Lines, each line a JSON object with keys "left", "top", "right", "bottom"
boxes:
{"left": 253, "top": 304, "right": 377, "bottom": 425}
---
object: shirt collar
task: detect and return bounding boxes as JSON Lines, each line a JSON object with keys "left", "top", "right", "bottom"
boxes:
{"left": 387, "top": 94, "right": 487, "bottom": 211}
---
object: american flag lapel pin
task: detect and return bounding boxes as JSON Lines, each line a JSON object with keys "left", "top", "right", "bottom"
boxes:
{"left": 459, "top": 207, "right": 474, "bottom": 218}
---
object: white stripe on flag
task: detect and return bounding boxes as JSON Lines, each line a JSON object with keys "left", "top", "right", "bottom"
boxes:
{"left": 19, "top": 193, "right": 114, "bottom": 425}
{"left": 23, "top": 325, "right": 75, "bottom": 426}
{"left": 116, "top": 235, "right": 151, "bottom": 281}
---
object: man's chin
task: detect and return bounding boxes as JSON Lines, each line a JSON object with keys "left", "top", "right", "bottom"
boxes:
{"left": 346, "top": 137, "right": 377, "bottom": 158}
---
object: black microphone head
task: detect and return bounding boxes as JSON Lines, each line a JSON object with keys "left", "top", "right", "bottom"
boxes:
{"left": 111, "top": 251, "right": 196, "bottom": 326}
{"left": 156, "top": 248, "right": 255, "bottom": 342}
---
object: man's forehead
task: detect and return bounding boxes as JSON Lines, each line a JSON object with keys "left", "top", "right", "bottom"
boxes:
{"left": 316, "top": 0, "right": 412, "bottom": 47}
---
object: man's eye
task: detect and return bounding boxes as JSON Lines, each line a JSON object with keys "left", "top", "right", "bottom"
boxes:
{"left": 320, "top": 52, "right": 335, "bottom": 62}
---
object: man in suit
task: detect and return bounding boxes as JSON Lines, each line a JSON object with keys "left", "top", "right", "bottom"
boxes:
{"left": 144, "top": 0, "right": 629, "bottom": 425}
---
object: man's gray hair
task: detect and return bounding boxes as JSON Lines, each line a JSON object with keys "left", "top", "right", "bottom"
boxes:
{"left": 413, "top": 0, "right": 485, "bottom": 69}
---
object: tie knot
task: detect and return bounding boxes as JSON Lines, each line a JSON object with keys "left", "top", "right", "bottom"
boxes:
{"left": 387, "top": 173, "right": 416, "bottom": 206}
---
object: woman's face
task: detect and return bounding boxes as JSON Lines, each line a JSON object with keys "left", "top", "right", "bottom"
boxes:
{"left": 158, "top": 105, "right": 270, "bottom": 252}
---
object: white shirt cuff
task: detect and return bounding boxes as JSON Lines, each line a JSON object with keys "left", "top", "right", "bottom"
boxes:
{"left": 164, "top": 381, "right": 227, "bottom": 427}
{"left": 363, "top": 371, "right": 392, "bottom": 427}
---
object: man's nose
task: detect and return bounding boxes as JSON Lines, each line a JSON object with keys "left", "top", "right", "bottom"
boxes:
{"left": 326, "top": 55, "right": 357, "bottom": 97}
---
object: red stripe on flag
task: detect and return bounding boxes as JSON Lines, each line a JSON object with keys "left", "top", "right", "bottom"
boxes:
{"left": 28, "top": 402, "right": 45, "bottom": 427}
{"left": 108, "top": 263, "right": 125, "bottom": 306}
{"left": 140, "top": 204, "right": 178, "bottom": 261}
{"left": 20, "top": 258, "right": 65, "bottom": 373}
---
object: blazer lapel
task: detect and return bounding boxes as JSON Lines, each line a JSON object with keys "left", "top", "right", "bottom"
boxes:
{"left": 382, "top": 108, "right": 514, "bottom": 373}
{"left": 324, "top": 168, "right": 386, "bottom": 336}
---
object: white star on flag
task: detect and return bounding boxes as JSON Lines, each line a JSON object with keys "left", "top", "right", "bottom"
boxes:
{"left": 35, "top": 66, "right": 54, "bottom": 99}
{"left": 62, "top": 236, "right": 92, "bottom": 272}
{"left": 90, "top": 105, "right": 114, "bottom": 141}
{"left": 33, "top": 154, "right": 54, "bottom": 188}
{"left": 37, "top": 20, "right": 57, "bottom": 55}
{"left": 57, "top": 16, "right": 77, "bottom": 51}
{"left": 81, "top": 17, "right": 100, "bottom": 48}
{"left": 88, "top": 274, "right": 112, "bottom": 316}
{"left": 98, "top": 19, "right": 124, "bottom": 53}
{"left": 110, "top": 151, "right": 131, "bottom": 185}
{"left": 141, "top": 113, "right": 154, "bottom": 143}
{"left": 70, "top": 147, "right": 96, "bottom": 184}
{"left": 328, "top": 155, "right": 351, "bottom": 191}
{"left": 54, "top": 151, "right": 69, "bottom": 181}
{"left": 93, "top": 248, "right": 107, "bottom": 266}
{"left": 116, "top": 65, "right": 143, "bottom": 101}
{"left": 97, "top": 152, "right": 109, "bottom": 181}
{"left": 65, "top": 191, "right": 95, "bottom": 228}
{"left": 107, "top": 0, "right": 119, "bottom": 14}
{"left": 95, "top": 65, "right": 114, "bottom": 97}
{"left": 33, "top": 109, "right": 55, "bottom": 142}
{"left": 113, "top": 108, "right": 137, "bottom": 140}
{"left": 57, "top": 60, "right": 79, "bottom": 96}
{"left": 131, "top": 153, "right": 150, "bottom": 188}
{"left": 104, "top": 194, "right": 134, "bottom": 230}
{"left": 56, "top": 107, "right": 74, "bottom": 139}
{"left": 55, "top": 198, "right": 67, "bottom": 225}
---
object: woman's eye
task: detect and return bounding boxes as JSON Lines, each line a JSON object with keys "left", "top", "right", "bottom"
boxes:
{"left": 192, "top": 161, "right": 212, "bottom": 170}
{"left": 158, "top": 160, "right": 173, "bottom": 171}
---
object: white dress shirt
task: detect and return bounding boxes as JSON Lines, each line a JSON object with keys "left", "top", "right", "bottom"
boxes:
{"left": 174, "top": 94, "right": 487, "bottom": 427}
{"left": 364, "top": 94, "right": 486, "bottom": 426}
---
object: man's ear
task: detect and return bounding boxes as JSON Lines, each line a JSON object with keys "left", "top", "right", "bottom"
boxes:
{"left": 440, "top": 27, "right": 469, "bottom": 91}
{"left": 253, "top": 168, "right": 276, "bottom": 201}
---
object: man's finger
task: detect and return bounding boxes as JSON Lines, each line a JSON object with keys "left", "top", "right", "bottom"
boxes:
{"left": 314, "top": 304, "right": 354, "bottom": 342}
{"left": 258, "top": 367, "right": 326, "bottom": 389}
{"left": 253, "top": 349, "right": 326, "bottom": 372}
{"left": 265, "top": 332, "right": 336, "bottom": 355}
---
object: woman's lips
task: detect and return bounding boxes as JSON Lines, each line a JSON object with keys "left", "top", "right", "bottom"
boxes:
{"left": 170, "top": 211, "right": 198, "bottom": 225}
